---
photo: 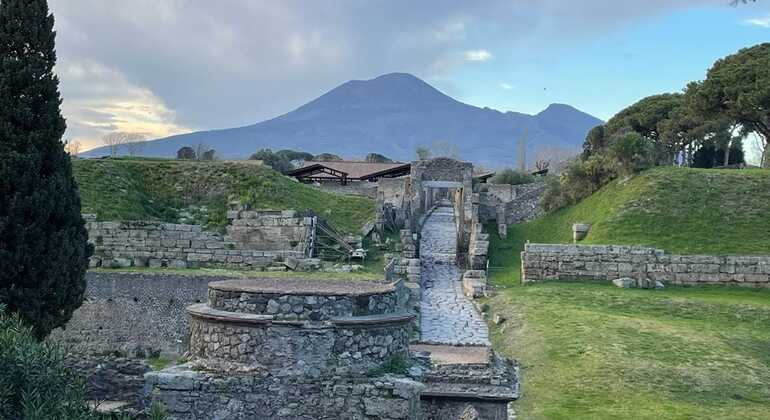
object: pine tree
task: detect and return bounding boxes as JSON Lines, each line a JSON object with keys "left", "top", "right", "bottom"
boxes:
{"left": 0, "top": 0, "right": 93, "bottom": 338}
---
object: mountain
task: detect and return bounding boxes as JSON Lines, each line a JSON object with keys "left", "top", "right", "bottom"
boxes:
{"left": 81, "top": 73, "right": 603, "bottom": 168}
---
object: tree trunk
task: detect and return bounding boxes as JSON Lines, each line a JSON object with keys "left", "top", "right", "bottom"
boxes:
{"left": 759, "top": 129, "right": 770, "bottom": 168}
{"left": 724, "top": 140, "right": 731, "bottom": 167}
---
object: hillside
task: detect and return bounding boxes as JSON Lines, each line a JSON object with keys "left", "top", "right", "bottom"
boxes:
{"left": 489, "top": 167, "right": 770, "bottom": 284}
{"left": 80, "top": 73, "right": 602, "bottom": 168}
{"left": 72, "top": 158, "right": 375, "bottom": 234}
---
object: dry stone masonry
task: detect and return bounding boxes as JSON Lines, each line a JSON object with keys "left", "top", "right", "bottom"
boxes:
{"left": 522, "top": 243, "right": 770, "bottom": 288}
{"left": 84, "top": 210, "right": 313, "bottom": 270}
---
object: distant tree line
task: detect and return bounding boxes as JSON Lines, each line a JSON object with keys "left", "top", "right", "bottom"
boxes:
{"left": 247, "top": 149, "right": 395, "bottom": 174}
{"left": 176, "top": 142, "right": 217, "bottom": 161}
{"left": 542, "top": 43, "right": 770, "bottom": 212}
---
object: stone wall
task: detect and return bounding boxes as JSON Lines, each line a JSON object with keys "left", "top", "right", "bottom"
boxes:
{"left": 522, "top": 243, "right": 770, "bottom": 288}
{"left": 420, "top": 352, "right": 518, "bottom": 420}
{"left": 85, "top": 210, "right": 312, "bottom": 270}
{"left": 50, "top": 272, "right": 213, "bottom": 356}
{"left": 224, "top": 209, "right": 314, "bottom": 254}
{"left": 187, "top": 308, "right": 413, "bottom": 376}
{"left": 145, "top": 367, "right": 424, "bottom": 420}
{"left": 378, "top": 177, "right": 410, "bottom": 207}
{"left": 208, "top": 286, "right": 400, "bottom": 319}
{"left": 479, "top": 182, "right": 545, "bottom": 225}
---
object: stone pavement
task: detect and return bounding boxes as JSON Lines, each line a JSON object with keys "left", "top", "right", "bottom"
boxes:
{"left": 420, "top": 205, "right": 490, "bottom": 346}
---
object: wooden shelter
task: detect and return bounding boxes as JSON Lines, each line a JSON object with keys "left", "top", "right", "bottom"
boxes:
{"left": 287, "top": 161, "right": 411, "bottom": 185}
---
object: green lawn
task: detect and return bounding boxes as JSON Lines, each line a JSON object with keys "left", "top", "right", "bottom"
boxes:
{"left": 73, "top": 157, "right": 375, "bottom": 234}
{"left": 488, "top": 282, "right": 770, "bottom": 420}
{"left": 486, "top": 166, "right": 770, "bottom": 418}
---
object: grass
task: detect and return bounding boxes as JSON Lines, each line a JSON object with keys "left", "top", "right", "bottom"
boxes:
{"left": 487, "top": 282, "right": 770, "bottom": 420}
{"left": 488, "top": 166, "right": 770, "bottom": 286}
{"left": 366, "top": 353, "right": 413, "bottom": 377}
{"left": 90, "top": 266, "right": 382, "bottom": 281}
{"left": 72, "top": 157, "right": 375, "bottom": 234}
{"left": 146, "top": 356, "right": 176, "bottom": 371}
{"left": 485, "top": 166, "right": 770, "bottom": 418}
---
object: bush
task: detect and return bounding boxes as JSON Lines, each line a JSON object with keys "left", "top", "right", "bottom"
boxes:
{"left": 540, "top": 154, "right": 619, "bottom": 212}
{"left": 540, "top": 176, "right": 567, "bottom": 213}
{"left": 491, "top": 168, "right": 535, "bottom": 185}
{"left": 608, "top": 132, "right": 655, "bottom": 176}
{"left": 0, "top": 305, "right": 93, "bottom": 419}
{"left": 249, "top": 149, "right": 294, "bottom": 174}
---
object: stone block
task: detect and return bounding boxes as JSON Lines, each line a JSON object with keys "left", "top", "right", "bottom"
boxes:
{"left": 169, "top": 260, "right": 187, "bottom": 269}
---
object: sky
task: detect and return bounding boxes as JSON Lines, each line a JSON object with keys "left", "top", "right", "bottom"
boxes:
{"left": 47, "top": 0, "right": 770, "bottom": 152}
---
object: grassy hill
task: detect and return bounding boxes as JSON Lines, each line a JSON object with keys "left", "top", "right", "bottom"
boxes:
{"left": 489, "top": 166, "right": 770, "bottom": 285}
{"left": 72, "top": 157, "right": 375, "bottom": 234}
{"left": 486, "top": 166, "right": 770, "bottom": 419}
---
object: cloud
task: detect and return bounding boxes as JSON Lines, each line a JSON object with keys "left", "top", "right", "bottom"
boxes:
{"left": 58, "top": 59, "right": 190, "bottom": 150}
{"left": 500, "top": 83, "right": 514, "bottom": 90}
{"left": 464, "top": 49, "right": 493, "bottom": 62}
{"left": 744, "top": 15, "right": 770, "bottom": 28}
{"left": 48, "top": 0, "right": 714, "bottom": 142}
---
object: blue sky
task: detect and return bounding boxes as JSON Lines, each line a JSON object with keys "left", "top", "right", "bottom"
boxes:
{"left": 47, "top": 1, "right": 770, "bottom": 151}
{"left": 450, "top": 5, "right": 770, "bottom": 121}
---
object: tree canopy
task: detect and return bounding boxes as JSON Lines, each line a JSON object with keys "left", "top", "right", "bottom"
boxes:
{"left": 692, "top": 43, "right": 770, "bottom": 166}
{"left": 0, "top": 0, "right": 92, "bottom": 338}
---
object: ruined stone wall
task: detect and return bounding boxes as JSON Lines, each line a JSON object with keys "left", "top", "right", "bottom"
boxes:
{"left": 187, "top": 313, "right": 412, "bottom": 376}
{"left": 208, "top": 288, "right": 401, "bottom": 319}
{"left": 85, "top": 210, "right": 311, "bottom": 270}
{"left": 378, "top": 177, "right": 410, "bottom": 206}
{"left": 50, "top": 272, "right": 213, "bottom": 356}
{"left": 146, "top": 367, "right": 424, "bottom": 420}
{"left": 522, "top": 244, "right": 770, "bottom": 288}
{"left": 479, "top": 182, "right": 545, "bottom": 225}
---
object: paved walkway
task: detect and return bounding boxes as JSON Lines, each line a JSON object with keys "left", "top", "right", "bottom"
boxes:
{"left": 419, "top": 205, "right": 490, "bottom": 346}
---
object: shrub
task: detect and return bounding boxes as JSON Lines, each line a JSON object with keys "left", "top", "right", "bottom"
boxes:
{"left": 608, "top": 132, "right": 655, "bottom": 176}
{"left": 176, "top": 147, "right": 196, "bottom": 160}
{"left": 491, "top": 168, "right": 535, "bottom": 185}
{"left": 540, "top": 176, "right": 567, "bottom": 213}
{"left": 249, "top": 149, "right": 294, "bottom": 174}
{"left": 0, "top": 305, "right": 92, "bottom": 419}
{"left": 367, "top": 354, "right": 412, "bottom": 377}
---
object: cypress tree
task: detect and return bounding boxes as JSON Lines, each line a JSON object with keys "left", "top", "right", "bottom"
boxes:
{"left": 0, "top": 0, "right": 93, "bottom": 338}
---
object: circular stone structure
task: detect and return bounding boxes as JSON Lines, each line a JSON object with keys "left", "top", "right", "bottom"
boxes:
{"left": 188, "top": 278, "right": 414, "bottom": 376}
{"left": 207, "top": 278, "right": 400, "bottom": 320}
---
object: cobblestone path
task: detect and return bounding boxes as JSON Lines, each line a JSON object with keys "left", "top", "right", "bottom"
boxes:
{"left": 420, "top": 205, "right": 490, "bottom": 346}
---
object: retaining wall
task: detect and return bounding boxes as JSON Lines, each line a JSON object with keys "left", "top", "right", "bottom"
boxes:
{"left": 49, "top": 272, "right": 213, "bottom": 356}
{"left": 85, "top": 210, "right": 311, "bottom": 270}
{"left": 479, "top": 182, "right": 545, "bottom": 225}
{"left": 146, "top": 367, "right": 424, "bottom": 420}
{"left": 522, "top": 243, "right": 770, "bottom": 288}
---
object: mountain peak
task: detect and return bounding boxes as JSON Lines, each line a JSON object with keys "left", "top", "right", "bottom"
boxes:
{"left": 292, "top": 72, "right": 455, "bottom": 113}
{"left": 370, "top": 72, "right": 422, "bottom": 83}
{"left": 537, "top": 103, "right": 603, "bottom": 122}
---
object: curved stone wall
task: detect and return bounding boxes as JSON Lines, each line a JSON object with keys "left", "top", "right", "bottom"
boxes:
{"left": 187, "top": 304, "right": 412, "bottom": 376}
{"left": 206, "top": 278, "right": 400, "bottom": 320}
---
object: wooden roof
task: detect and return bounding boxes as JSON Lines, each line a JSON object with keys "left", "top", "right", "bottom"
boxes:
{"left": 287, "top": 161, "right": 411, "bottom": 181}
